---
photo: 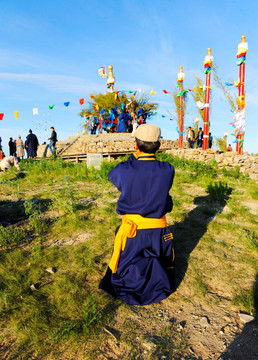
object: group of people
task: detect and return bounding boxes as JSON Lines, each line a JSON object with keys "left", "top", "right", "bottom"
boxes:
{"left": 186, "top": 126, "right": 213, "bottom": 149}
{"left": 7, "top": 130, "right": 39, "bottom": 160}
{"left": 87, "top": 108, "right": 146, "bottom": 135}
{"left": 0, "top": 127, "right": 58, "bottom": 161}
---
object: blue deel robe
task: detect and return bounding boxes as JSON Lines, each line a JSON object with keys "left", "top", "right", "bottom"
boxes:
{"left": 99, "top": 153, "right": 176, "bottom": 305}
{"left": 116, "top": 112, "right": 127, "bottom": 133}
{"left": 25, "top": 133, "right": 39, "bottom": 158}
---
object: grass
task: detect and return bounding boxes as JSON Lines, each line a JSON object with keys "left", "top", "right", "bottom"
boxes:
{"left": 0, "top": 155, "right": 257, "bottom": 359}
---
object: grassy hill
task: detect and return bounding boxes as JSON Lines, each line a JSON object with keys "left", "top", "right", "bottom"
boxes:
{"left": 0, "top": 155, "right": 257, "bottom": 360}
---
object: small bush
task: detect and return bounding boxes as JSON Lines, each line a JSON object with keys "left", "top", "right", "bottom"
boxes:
{"left": 233, "top": 287, "right": 256, "bottom": 315}
{"left": 99, "top": 161, "right": 119, "bottom": 180}
{"left": 0, "top": 225, "right": 28, "bottom": 247}
{"left": 51, "top": 180, "right": 77, "bottom": 216}
{"left": 222, "top": 166, "right": 244, "bottom": 179}
{"left": 156, "top": 153, "right": 217, "bottom": 178}
{"left": 206, "top": 181, "right": 231, "bottom": 203}
{"left": 241, "top": 228, "right": 258, "bottom": 250}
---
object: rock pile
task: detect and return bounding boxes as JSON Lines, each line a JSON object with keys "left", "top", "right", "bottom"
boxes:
{"left": 37, "top": 134, "right": 257, "bottom": 180}
{"left": 37, "top": 133, "right": 187, "bottom": 158}
{"left": 166, "top": 148, "right": 258, "bottom": 180}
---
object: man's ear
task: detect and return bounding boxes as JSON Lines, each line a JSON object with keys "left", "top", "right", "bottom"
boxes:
{"left": 135, "top": 141, "right": 139, "bottom": 150}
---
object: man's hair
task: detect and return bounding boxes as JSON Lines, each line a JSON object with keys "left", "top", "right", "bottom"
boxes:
{"left": 136, "top": 138, "right": 160, "bottom": 154}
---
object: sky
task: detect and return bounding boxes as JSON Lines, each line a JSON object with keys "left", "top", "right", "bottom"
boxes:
{"left": 0, "top": 0, "right": 258, "bottom": 155}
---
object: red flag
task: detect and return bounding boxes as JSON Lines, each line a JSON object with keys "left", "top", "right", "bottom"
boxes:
{"left": 0, "top": 113, "right": 4, "bottom": 120}
{"left": 79, "top": 98, "right": 84, "bottom": 105}
{"left": 162, "top": 89, "right": 171, "bottom": 94}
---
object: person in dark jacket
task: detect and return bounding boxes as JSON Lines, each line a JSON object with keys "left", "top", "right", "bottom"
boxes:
{"left": 25, "top": 130, "right": 39, "bottom": 158}
{"left": 9, "top": 137, "right": 15, "bottom": 156}
{"left": 196, "top": 127, "right": 203, "bottom": 148}
{"left": 48, "top": 127, "right": 57, "bottom": 155}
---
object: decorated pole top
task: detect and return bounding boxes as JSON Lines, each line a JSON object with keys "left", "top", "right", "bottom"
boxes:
{"left": 237, "top": 34, "right": 248, "bottom": 58}
{"left": 195, "top": 115, "right": 199, "bottom": 123}
{"left": 204, "top": 47, "right": 213, "bottom": 64}
{"left": 107, "top": 65, "right": 115, "bottom": 91}
{"left": 203, "top": 47, "right": 213, "bottom": 74}
{"left": 177, "top": 65, "right": 185, "bottom": 83}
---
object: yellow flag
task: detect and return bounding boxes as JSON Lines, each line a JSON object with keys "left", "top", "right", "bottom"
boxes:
{"left": 14, "top": 111, "right": 18, "bottom": 119}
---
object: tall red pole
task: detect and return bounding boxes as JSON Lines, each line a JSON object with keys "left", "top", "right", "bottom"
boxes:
{"left": 236, "top": 35, "right": 248, "bottom": 154}
{"left": 177, "top": 66, "right": 185, "bottom": 149}
{"left": 203, "top": 48, "right": 213, "bottom": 150}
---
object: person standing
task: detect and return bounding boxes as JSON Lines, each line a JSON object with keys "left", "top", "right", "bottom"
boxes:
{"left": 16, "top": 136, "right": 25, "bottom": 160}
{"left": 13, "top": 139, "right": 17, "bottom": 157}
{"left": 25, "top": 130, "right": 39, "bottom": 158}
{"left": 186, "top": 127, "right": 192, "bottom": 148}
{"left": 208, "top": 132, "right": 213, "bottom": 149}
{"left": 196, "top": 127, "right": 203, "bottom": 148}
{"left": 9, "top": 137, "right": 15, "bottom": 156}
{"left": 48, "top": 127, "right": 57, "bottom": 155}
{"left": 131, "top": 112, "right": 138, "bottom": 137}
{"left": 0, "top": 136, "right": 2, "bottom": 159}
{"left": 116, "top": 109, "right": 126, "bottom": 133}
{"left": 191, "top": 128, "right": 196, "bottom": 148}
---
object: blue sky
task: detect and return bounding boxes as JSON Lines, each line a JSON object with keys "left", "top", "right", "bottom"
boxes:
{"left": 0, "top": 0, "right": 257, "bottom": 155}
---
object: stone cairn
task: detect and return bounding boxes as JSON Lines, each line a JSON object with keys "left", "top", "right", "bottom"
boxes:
{"left": 37, "top": 133, "right": 257, "bottom": 180}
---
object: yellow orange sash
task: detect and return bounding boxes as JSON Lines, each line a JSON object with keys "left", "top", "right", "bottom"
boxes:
{"left": 109, "top": 214, "right": 167, "bottom": 273}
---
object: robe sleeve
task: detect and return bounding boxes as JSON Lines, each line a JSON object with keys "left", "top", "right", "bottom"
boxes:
{"left": 108, "top": 163, "right": 123, "bottom": 191}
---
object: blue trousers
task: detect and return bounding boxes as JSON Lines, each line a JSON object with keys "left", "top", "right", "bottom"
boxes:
{"left": 49, "top": 141, "right": 56, "bottom": 154}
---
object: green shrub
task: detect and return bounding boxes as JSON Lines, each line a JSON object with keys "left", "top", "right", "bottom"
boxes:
{"left": 0, "top": 225, "right": 28, "bottom": 247}
{"left": 241, "top": 228, "right": 258, "bottom": 250}
{"left": 99, "top": 161, "right": 118, "bottom": 180}
{"left": 52, "top": 182, "right": 77, "bottom": 216}
{"left": 222, "top": 165, "right": 244, "bottom": 179}
{"left": 156, "top": 153, "right": 217, "bottom": 178}
{"left": 233, "top": 287, "right": 256, "bottom": 315}
{"left": 206, "top": 181, "right": 231, "bottom": 203}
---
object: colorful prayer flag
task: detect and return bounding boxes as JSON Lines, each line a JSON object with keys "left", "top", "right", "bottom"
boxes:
{"left": 0, "top": 113, "right": 3, "bottom": 120}
{"left": 33, "top": 108, "right": 38, "bottom": 115}
{"left": 14, "top": 111, "right": 18, "bottom": 119}
{"left": 79, "top": 98, "right": 84, "bottom": 105}
{"left": 98, "top": 65, "right": 107, "bottom": 78}
{"left": 64, "top": 102, "right": 70, "bottom": 107}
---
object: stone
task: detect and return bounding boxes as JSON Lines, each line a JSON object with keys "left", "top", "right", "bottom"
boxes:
{"left": 239, "top": 313, "right": 255, "bottom": 324}
{"left": 199, "top": 316, "right": 210, "bottom": 327}
{"left": 46, "top": 267, "right": 57, "bottom": 274}
{"left": 180, "top": 320, "right": 186, "bottom": 328}
{"left": 30, "top": 283, "right": 40, "bottom": 291}
{"left": 142, "top": 341, "right": 157, "bottom": 351}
